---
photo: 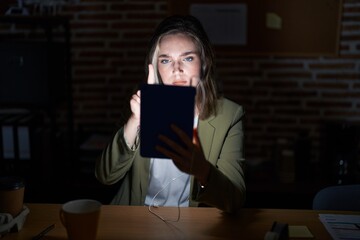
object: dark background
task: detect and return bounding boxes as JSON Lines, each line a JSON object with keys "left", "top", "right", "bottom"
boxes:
{"left": 0, "top": 0, "right": 359, "bottom": 209}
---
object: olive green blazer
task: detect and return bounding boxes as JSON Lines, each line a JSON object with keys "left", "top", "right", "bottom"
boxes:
{"left": 95, "top": 98, "right": 246, "bottom": 213}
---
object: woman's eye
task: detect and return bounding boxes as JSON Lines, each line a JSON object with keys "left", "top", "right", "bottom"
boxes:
{"left": 184, "top": 56, "right": 193, "bottom": 62}
{"left": 160, "top": 59, "right": 170, "bottom": 64}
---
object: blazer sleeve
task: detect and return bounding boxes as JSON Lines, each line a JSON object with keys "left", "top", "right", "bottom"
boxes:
{"left": 192, "top": 99, "right": 246, "bottom": 214}
{"left": 95, "top": 127, "right": 136, "bottom": 185}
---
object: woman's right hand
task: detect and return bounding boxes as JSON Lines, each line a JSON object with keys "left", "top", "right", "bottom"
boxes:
{"left": 124, "top": 64, "right": 156, "bottom": 147}
{"left": 129, "top": 64, "right": 155, "bottom": 121}
{"left": 129, "top": 90, "right": 141, "bottom": 122}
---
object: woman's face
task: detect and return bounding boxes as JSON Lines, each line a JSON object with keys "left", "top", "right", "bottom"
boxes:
{"left": 157, "top": 33, "right": 201, "bottom": 87}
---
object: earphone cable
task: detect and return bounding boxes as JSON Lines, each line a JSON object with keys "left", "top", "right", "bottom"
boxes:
{"left": 148, "top": 173, "right": 188, "bottom": 222}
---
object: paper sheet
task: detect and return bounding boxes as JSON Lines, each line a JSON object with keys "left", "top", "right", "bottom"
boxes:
{"left": 190, "top": 4, "right": 247, "bottom": 45}
{"left": 319, "top": 214, "right": 360, "bottom": 240}
{"left": 289, "top": 225, "right": 314, "bottom": 238}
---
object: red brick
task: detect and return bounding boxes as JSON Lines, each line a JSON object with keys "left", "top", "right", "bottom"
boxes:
{"left": 111, "top": 3, "right": 155, "bottom": 11}
{"left": 309, "top": 63, "right": 355, "bottom": 69}
{"left": 316, "top": 73, "right": 360, "bottom": 80}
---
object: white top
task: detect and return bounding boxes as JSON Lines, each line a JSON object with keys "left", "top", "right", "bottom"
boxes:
{"left": 144, "top": 115, "right": 199, "bottom": 207}
{"left": 145, "top": 158, "right": 190, "bottom": 207}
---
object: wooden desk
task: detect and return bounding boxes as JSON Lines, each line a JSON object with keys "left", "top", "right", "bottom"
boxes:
{"left": 2, "top": 203, "right": 357, "bottom": 239}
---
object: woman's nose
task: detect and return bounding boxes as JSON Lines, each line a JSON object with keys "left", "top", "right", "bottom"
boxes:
{"left": 172, "top": 60, "right": 183, "bottom": 73}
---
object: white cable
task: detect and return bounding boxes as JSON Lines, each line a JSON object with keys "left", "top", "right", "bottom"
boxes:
{"left": 148, "top": 173, "right": 189, "bottom": 222}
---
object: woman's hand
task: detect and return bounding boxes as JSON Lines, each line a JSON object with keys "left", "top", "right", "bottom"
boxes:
{"left": 129, "top": 64, "right": 156, "bottom": 121}
{"left": 156, "top": 125, "right": 211, "bottom": 186}
{"left": 124, "top": 64, "right": 156, "bottom": 147}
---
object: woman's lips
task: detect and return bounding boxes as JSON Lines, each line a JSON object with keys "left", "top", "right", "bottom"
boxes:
{"left": 173, "top": 80, "right": 187, "bottom": 86}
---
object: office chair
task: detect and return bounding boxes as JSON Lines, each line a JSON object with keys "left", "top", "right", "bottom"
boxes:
{"left": 312, "top": 184, "right": 360, "bottom": 211}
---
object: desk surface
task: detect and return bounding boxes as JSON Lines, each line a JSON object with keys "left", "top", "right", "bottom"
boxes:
{"left": 2, "top": 203, "right": 358, "bottom": 239}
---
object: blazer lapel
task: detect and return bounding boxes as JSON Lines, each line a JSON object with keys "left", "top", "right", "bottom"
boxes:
{"left": 198, "top": 116, "right": 216, "bottom": 160}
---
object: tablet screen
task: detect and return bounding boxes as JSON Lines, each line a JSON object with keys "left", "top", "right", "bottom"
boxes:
{"left": 140, "top": 84, "right": 196, "bottom": 159}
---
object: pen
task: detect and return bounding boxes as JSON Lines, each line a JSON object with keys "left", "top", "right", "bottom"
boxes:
{"left": 32, "top": 223, "right": 55, "bottom": 240}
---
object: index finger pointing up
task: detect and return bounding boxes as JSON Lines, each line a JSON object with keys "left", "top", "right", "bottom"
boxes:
{"left": 147, "top": 64, "right": 156, "bottom": 84}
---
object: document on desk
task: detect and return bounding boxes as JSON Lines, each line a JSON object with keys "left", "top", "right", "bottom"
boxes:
{"left": 319, "top": 214, "right": 360, "bottom": 240}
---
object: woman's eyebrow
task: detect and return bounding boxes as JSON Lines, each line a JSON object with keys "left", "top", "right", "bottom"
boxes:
{"left": 158, "top": 51, "right": 198, "bottom": 58}
{"left": 181, "top": 51, "right": 198, "bottom": 56}
{"left": 158, "top": 54, "right": 169, "bottom": 58}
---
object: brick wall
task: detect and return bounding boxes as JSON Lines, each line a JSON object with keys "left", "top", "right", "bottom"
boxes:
{"left": 1, "top": 0, "right": 359, "bottom": 181}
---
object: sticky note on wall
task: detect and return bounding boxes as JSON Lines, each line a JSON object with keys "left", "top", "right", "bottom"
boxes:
{"left": 266, "top": 12, "right": 282, "bottom": 30}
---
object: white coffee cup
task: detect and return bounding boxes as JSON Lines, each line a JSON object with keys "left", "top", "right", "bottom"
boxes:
{"left": 59, "top": 199, "right": 101, "bottom": 240}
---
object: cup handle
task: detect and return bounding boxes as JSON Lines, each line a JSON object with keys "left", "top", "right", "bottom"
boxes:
{"left": 59, "top": 209, "right": 66, "bottom": 227}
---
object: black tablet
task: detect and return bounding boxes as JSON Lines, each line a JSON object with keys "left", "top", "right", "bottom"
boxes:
{"left": 140, "top": 84, "right": 196, "bottom": 159}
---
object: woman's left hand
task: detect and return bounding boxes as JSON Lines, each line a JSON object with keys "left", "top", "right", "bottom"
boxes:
{"left": 156, "top": 124, "right": 210, "bottom": 186}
